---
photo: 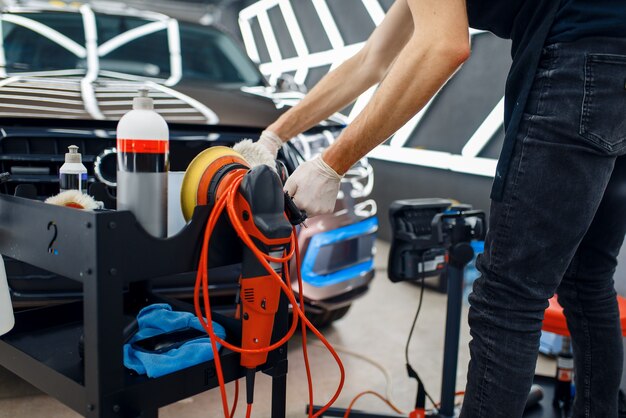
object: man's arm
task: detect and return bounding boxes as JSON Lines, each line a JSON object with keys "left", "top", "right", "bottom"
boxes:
{"left": 267, "top": 0, "right": 414, "bottom": 140}
{"left": 323, "top": 0, "right": 470, "bottom": 175}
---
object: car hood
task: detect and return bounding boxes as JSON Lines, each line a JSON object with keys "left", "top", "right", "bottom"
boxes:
{"left": 0, "top": 76, "right": 342, "bottom": 129}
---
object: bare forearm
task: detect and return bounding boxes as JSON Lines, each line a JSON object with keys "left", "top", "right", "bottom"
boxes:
{"left": 267, "top": 53, "right": 378, "bottom": 140}
{"left": 324, "top": 36, "right": 469, "bottom": 175}
{"left": 267, "top": 0, "right": 413, "bottom": 140}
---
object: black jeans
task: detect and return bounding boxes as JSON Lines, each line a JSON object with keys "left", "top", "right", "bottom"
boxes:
{"left": 460, "top": 38, "right": 626, "bottom": 418}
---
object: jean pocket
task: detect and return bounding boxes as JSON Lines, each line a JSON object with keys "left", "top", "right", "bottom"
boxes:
{"left": 580, "top": 53, "right": 626, "bottom": 154}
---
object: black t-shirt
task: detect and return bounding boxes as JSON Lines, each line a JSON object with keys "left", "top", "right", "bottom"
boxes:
{"left": 548, "top": 0, "right": 626, "bottom": 43}
{"left": 467, "top": 0, "right": 561, "bottom": 200}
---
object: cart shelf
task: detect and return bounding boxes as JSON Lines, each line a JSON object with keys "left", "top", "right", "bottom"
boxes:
{"left": 0, "top": 194, "right": 288, "bottom": 418}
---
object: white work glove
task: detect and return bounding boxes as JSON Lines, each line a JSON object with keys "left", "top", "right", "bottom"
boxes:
{"left": 234, "top": 128, "right": 283, "bottom": 168}
{"left": 284, "top": 155, "right": 342, "bottom": 217}
{"left": 257, "top": 130, "right": 284, "bottom": 158}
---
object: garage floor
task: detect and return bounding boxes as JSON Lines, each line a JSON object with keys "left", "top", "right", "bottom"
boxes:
{"left": 0, "top": 241, "right": 555, "bottom": 417}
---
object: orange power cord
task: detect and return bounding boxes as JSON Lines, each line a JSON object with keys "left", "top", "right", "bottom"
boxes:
{"left": 343, "top": 391, "right": 405, "bottom": 418}
{"left": 193, "top": 172, "right": 345, "bottom": 418}
{"left": 230, "top": 380, "right": 239, "bottom": 418}
{"left": 342, "top": 389, "right": 466, "bottom": 417}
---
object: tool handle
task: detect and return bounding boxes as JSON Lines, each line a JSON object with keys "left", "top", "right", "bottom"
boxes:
{"left": 284, "top": 192, "right": 307, "bottom": 226}
{"left": 239, "top": 275, "right": 281, "bottom": 368}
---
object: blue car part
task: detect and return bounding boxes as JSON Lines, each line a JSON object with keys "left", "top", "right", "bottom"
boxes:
{"left": 300, "top": 217, "right": 378, "bottom": 288}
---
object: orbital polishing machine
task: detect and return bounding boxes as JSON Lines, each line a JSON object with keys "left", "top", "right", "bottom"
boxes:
{"left": 182, "top": 145, "right": 293, "bottom": 370}
{"left": 179, "top": 144, "right": 344, "bottom": 418}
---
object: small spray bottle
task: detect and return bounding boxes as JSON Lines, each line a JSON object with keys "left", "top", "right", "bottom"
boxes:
{"left": 553, "top": 337, "right": 574, "bottom": 412}
{"left": 116, "top": 89, "right": 169, "bottom": 238}
{"left": 59, "top": 145, "right": 88, "bottom": 193}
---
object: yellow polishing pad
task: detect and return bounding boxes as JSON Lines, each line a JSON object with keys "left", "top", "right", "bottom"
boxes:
{"left": 180, "top": 146, "right": 248, "bottom": 222}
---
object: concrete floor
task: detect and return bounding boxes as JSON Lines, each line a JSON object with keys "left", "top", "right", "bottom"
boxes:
{"left": 0, "top": 241, "right": 555, "bottom": 417}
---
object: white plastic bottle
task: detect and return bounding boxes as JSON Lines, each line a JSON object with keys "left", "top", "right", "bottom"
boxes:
{"left": 59, "top": 145, "right": 87, "bottom": 193}
{"left": 117, "top": 89, "right": 169, "bottom": 238}
{"left": 0, "top": 255, "right": 14, "bottom": 336}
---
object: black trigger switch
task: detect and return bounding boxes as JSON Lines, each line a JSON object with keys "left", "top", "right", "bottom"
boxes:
{"left": 284, "top": 192, "right": 307, "bottom": 226}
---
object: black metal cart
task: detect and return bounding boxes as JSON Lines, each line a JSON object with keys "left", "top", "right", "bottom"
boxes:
{"left": 0, "top": 194, "right": 289, "bottom": 418}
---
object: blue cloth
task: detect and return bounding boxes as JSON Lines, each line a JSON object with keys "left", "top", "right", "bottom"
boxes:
{"left": 123, "top": 303, "right": 226, "bottom": 378}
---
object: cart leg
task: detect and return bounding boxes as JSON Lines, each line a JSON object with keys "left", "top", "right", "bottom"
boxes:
{"left": 271, "top": 373, "right": 287, "bottom": 418}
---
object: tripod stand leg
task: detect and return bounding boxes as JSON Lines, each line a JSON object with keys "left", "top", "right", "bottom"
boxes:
{"left": 438, "top": 264, "right": 465, "bottom": 418}
{"left": 437, "top": 241, "right": 474, "bottom": 418}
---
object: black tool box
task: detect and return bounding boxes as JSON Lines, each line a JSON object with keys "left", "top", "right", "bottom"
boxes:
{"left": 0, "top": 194, "right": 289, "bottom": 418}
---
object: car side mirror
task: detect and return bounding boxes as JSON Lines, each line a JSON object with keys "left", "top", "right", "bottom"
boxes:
{"left": 275, "top": 74, "right": 307, "bottom": 93}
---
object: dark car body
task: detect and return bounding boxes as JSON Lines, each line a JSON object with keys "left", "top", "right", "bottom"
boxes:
{"left": 0, "top": 2, "right": 377, "bottom": 325}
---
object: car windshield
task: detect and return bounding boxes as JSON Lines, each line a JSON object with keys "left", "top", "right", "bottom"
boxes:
{"left": 1, "top": 11, "right": 264, "bottom": 86}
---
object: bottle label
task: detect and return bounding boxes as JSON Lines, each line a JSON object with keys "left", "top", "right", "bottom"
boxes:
{"left": 557, "top": 356, "right": 574, "bottom": 382}
{"left": 117, "top": 138, "right": 169, "bottom": 173}
{"left": 60, "top": 172, "right": 87, "bottom": 193}
{"left": 117, "top": 138, "right": 169, "bottom": 154}
{"left": 558, "top": 368, "right": 573, "bottom": 382}
{"left": 557, "top": 357, "right": 574, "bottom": 369}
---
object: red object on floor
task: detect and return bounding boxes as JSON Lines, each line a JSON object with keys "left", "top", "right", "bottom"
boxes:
{"left": 543, "top": 295, "right": 626, "bottom": 337}
{"left": 409, "top": 409, "right": 425, "bottom": 418}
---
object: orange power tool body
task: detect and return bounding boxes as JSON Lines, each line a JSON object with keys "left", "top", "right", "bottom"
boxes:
{"left": 232, "top": 166, "right": 292, "bottom": 368}
{"left": 181, "top": 147, "right": 294, "bottom": 370}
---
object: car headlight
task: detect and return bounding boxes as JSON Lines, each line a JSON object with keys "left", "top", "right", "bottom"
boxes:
{"left": 292, "top": 131, "right": 334, "bottom": 160}
{"left": 94, "top": 147, "right": 118, "bottom": 187}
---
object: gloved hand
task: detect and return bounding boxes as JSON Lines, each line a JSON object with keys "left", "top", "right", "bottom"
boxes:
{"left": 257, "top": 130, "right": 284, "bottom": 158}
{"left": 284, "top": 155, "right": 342, "bottom": 217}
{"left": 234, "top": 130, "right": 284, "bottom": 167}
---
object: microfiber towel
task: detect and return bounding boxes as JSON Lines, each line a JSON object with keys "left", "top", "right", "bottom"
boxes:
{"left": 123, "top": 303, "right": 226, "bottom": 378}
